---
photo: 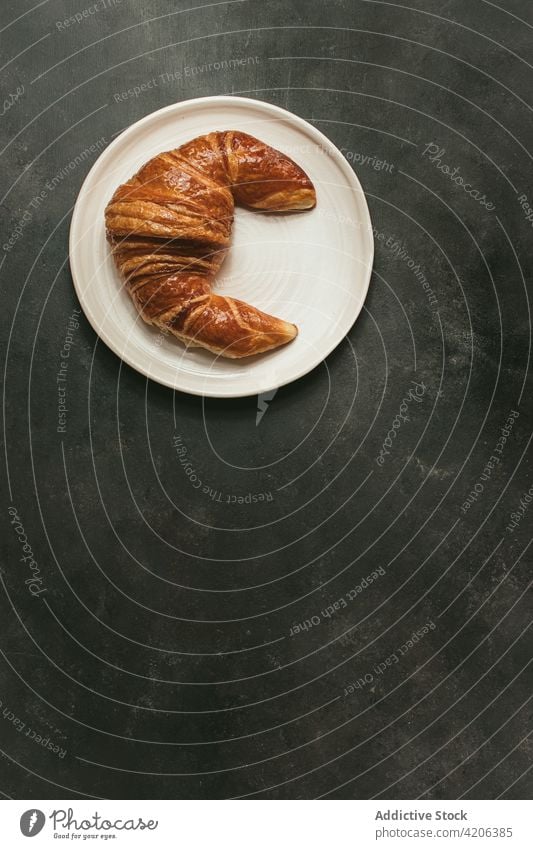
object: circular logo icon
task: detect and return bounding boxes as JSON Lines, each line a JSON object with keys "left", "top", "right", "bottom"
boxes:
{"left": 20, "top": 810, "right": 45, "bottom": 837}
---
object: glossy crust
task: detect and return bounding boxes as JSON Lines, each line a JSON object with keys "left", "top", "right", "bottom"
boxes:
{"left": 104, "top": 131, "right": 316, "bottom": 358}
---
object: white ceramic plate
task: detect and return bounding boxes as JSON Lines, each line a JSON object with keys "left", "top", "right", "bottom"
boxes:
{"left": 70, "top": 96, "right": 374, "bottom": 397}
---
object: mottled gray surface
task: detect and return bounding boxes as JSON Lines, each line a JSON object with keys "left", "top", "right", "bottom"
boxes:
{"left": 1, "top": 0, "right": 532, "bottom": 800}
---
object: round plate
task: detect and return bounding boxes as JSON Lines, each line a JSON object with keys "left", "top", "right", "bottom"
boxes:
{"left": 69, "top": 96, "right": 374, "bottom": 397}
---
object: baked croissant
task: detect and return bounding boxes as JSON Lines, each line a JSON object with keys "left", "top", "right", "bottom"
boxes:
{"left": 104, "top": 131, "right": 316, "bottom": 358}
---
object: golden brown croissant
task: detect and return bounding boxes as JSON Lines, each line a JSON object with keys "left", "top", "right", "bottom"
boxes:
{"left": 104, "top": 131, "right": 317, "bottom": 358}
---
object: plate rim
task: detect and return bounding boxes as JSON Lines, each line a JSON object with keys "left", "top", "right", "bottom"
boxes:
{"left": 69, "top": 95, "right": 374, "bottom": 398}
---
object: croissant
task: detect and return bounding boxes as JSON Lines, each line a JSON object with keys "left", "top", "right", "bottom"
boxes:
{"left": 104, "top": 131, "right": 316, "bottom": 358}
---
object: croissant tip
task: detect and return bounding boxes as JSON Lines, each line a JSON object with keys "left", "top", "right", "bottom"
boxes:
{"left": 282, "top": 321, "right": 298, "bottom": 341}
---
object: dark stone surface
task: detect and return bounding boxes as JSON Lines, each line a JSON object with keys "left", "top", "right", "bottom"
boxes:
{"left": 1, "top": 0, "right": 532, "bottom": 800}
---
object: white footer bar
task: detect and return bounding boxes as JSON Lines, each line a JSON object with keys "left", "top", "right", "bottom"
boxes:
{"left": 1, "top": 799, "right": 530, "bottom": 847}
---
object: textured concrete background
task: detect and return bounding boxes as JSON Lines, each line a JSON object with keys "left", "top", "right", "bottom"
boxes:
{"left": 1, "top": 0, "right": 532, "bottom": 800}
